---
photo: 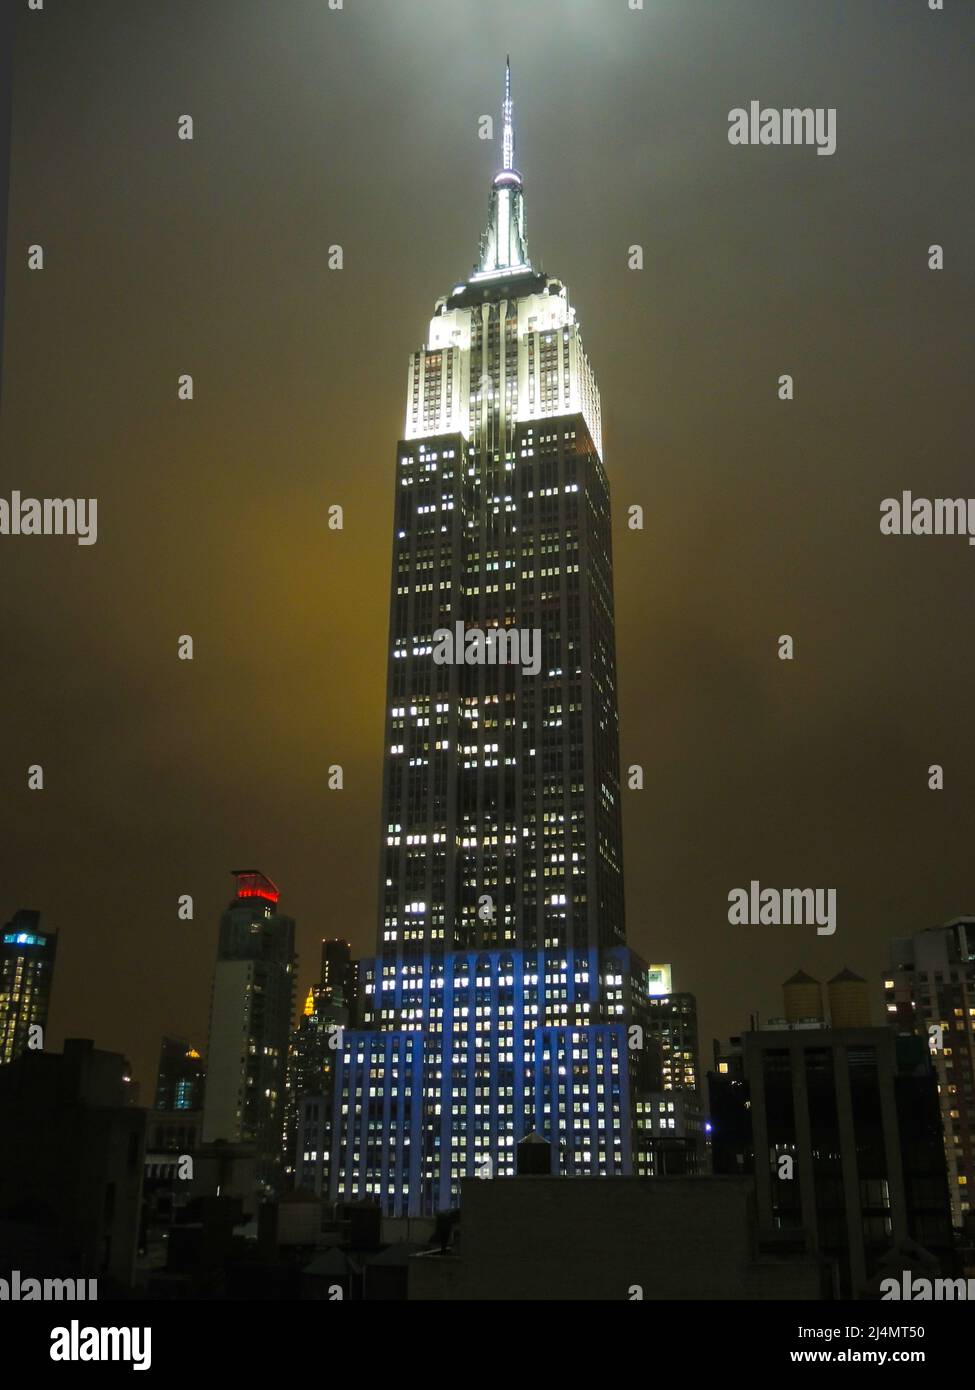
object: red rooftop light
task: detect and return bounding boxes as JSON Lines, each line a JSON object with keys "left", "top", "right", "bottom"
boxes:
{"left": 231, "top": 869, "right": 280, "bottom": 904}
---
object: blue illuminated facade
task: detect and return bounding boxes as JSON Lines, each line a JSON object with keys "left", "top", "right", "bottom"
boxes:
{"left": 299, "top": 943, "right": 662, "bottom": 1214}
{"left": 320, "top": 948, "right": 650, "bottom": 1214}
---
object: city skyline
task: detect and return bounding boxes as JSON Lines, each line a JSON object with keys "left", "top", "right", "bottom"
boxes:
{"left": 2, "top": 0, "right": 974, "bottom": 1112}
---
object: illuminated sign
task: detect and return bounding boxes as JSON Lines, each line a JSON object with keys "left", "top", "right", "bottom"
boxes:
{"left": 646, "top": 964, "right": 673, "bottom": 997}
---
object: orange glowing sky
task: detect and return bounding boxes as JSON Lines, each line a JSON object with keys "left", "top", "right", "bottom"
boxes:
{"left": 2, "top": 0, "right": 973, "bottom": 1095}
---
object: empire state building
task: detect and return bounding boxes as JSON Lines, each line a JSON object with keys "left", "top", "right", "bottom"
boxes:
{"left": 303, "top": 65, "right": 660, "bottom": 1216}
{"left": 390, "top": 59, "right": 621, "bottom": 959}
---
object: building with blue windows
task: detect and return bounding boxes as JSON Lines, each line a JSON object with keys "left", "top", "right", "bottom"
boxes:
{"left": 0, "top": 908, "right": 57, "bottom": 1065}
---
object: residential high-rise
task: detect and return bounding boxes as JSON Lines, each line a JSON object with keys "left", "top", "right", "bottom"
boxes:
{"left": 884, "top": 917, "right": 975, "bottom": 1228}
{"left": 0, "top": 908, "right": 57, "bottom": 1065}
{"left": 323, "top": 65, "right": 659, "bottom": 1216}
{"left": 201, "top": 870, "right": 295, "bottom": 1195}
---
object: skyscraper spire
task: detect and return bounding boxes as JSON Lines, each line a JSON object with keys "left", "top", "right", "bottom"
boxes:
{"left": 474, "top": 58, "right": 530, "bottom": 278}
{"left": 502, "top": 55, "right": 514, "bottom": 173}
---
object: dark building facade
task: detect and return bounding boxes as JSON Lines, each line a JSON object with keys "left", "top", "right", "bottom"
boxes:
{"left": 708, "top": 982, "right": 954, "bottom": 1297}
{"left": 154, "top": 1034, "right": 205, "bottom": 1113}
{"left": 410, "top": 1173, "right": 825, "bottom": 1301}
{"left": 0, "top": 1038, "right": 146, "bottom": 1288}
{"left": 320, "top": 938, "right": 355, "bottom": 1017}
{"left": 884, "top": 917, "right": 975, "bottom": 1228}
{"left": 0, "top": 908, "right": 57, "bottom": 1065}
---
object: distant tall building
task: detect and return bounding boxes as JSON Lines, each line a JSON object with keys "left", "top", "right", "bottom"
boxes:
{"left": 154, "top": 1035, "right": 204, "bottom": 1112}
{"left": 708, "top": 974, "right": 955, "bottom": 1297}
{"left": 645, "top": 964, "right": 700, "bottom": 1095}
{"left": 0, "top": 909, "right": 57, "bottom": 1065}
{"left": 286, "top": 941, "right": 353, "bottom": 1189}
{"left": 325, "top": 64, "right": 661, "bottom": 1217}
{"left": 320, "top": 938, "right": 355, "bottom": 1018}
{"left": 201, "top": 871, "right": 295, "bottom": 1195}
{"left": 638, "top": 966, "right": 705, "bottom": 1173}
{"left": 885, "top": 917, "right": 975, "bottom": 1228}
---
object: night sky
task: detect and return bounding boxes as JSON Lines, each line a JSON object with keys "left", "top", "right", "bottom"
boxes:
{"left": 2, "top": 0, "right": 973, "bottom": 1097}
